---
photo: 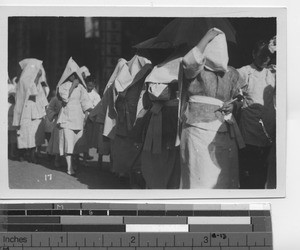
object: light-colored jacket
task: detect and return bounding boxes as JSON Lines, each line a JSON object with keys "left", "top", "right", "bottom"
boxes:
{"left": 57, "top": 82, "right": 93, "bottom": 130}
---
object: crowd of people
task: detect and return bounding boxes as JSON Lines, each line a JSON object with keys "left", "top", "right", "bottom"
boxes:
{"left": 7, "top": 28, "right": 276, "bottom": 189}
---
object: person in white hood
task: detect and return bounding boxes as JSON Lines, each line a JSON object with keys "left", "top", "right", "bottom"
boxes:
{"left": 56, "top": 58, "right": 93, "bottom": 176}
{"left": 12, "top": 58, "right": 49, "bottom": 163}
{"left": 180, "top": 28, "right": 245, "bottom": 189}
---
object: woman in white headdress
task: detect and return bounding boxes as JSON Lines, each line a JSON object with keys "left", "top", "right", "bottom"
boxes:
{"left": 56, "top": 58, "right": 93, "bottom": 176}
{"left": 180, "top": 28, "right": 245, "bottom": 189}
{"left": 13, "top": 58, "right": 49, "bottom": 163}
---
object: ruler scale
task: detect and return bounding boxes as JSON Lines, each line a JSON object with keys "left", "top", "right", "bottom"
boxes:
{"left": 0, "top": 203, "right": 272, "bottom": 249}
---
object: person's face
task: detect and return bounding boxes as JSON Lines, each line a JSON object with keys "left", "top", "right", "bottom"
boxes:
{"left": 253, "top": 48, "right": 271, "bottom": 70}
{"left": 68, "top": 74, "right": 76, "bottom": 82}
{"left": 86, "top": 82, "right": 95, "bottom": 93}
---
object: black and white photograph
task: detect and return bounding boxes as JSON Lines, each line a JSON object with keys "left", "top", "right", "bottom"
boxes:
{"left": 1, "top": 7, "right": 286, "bottom": 199}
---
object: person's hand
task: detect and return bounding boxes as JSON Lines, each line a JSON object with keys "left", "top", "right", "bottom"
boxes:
{"left": 73, "top": 79, "right": 80, "bottom": 87}
{"left": 68, "top": 79, "right": 80, "bottom": 97}
{"left": 203, "top": 28, "right": 223, "bottom": 43}
{"left": 220, "top": 102, "right": 234, "bottom": 115}
{"left": 197, "top": 28, "right": 223, "bottom": 53}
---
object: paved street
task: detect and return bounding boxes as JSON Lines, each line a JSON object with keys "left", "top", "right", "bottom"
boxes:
{"left": 8, "top": 149, "right": 130, "bottom": 189}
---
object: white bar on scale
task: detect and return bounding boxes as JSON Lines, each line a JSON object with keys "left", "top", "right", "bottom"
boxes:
{"left": 250, "top": 203, "right": 271, "bottom": 210}
{"left": 126, "top": 224, "right": 189, "bottom": 232}
{"left": 188, "top": 217, "right": 251, "bottom": 225}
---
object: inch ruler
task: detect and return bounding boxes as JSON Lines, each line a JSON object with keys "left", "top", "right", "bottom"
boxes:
{"left": 0, "top": 203, "right": 273, "bottom": 250}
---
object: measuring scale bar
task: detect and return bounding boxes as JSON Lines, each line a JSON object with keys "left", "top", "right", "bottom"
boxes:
{"left": 0, "top": 203, "right": 273, "bottom": 249}
{"left": 0, "top": 232, "right": 272, "bottom": 248}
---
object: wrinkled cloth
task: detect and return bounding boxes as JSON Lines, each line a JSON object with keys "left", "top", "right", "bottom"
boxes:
{"left": 180, "top": 44, "right": 244, "bottom": 189}
{"left": 237, "top": 64, "right": 276, "bottom": 147}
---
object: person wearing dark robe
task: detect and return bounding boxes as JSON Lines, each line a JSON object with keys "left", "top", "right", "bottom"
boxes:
{"left": 139, "top": 56, "right": 182, "bottom": 189}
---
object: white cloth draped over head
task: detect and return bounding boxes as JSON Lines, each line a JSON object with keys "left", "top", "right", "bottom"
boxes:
{"left": 137, "top": 55, "right": 182, "bottom": 148}
{"left": 56, "top": 57, "right": 87, "bottom": 89}
{"left": 145, "top": 56, "right": 181, "bottom": 98}
{"left": 146, "top": 56, "right": 181, "bottom": 83}
{"left": 13, "top": 58, "right": 48, "bottom": 126}
{"left": 104, "top": 55, "right": 151, "bottom": 93}
{"left": 102, "top": 55, "right": 151, "bottom": 138}
{"left": 79, "top": 66, "right": 91, "bottom": 78}
{"left": 183, "top": 28, "right": 229, "bottom": 78}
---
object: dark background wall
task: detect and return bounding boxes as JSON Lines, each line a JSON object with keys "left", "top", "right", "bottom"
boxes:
{"left": 8, "top": 17, "right": 276, "bottom": 94}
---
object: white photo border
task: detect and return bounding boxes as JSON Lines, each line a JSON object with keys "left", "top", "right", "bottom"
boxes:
{"left": 0, "top": 6, "right": 287, "bottom": 200}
